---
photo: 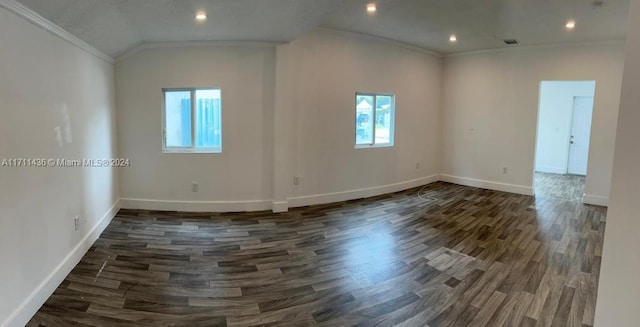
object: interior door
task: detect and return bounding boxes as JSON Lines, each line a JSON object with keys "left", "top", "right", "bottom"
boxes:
{"left": 567, "top": 96, "right": 594, "bottom": 175}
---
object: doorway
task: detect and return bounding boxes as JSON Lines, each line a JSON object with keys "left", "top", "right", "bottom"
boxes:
{"left": 534, "top": 81, "right": 596, "bottom": 200}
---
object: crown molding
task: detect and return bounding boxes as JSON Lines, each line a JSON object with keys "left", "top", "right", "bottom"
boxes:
{"left": 316, "top": 27, "right": 443, "bottom": 58}
{"left": 2, "top": 0, "right": 623, "bottom": 65}
{"left": 445, "top": 39, "right": 626, "bottom": 58}
{"left": 0, "top": 0, "right": 114, "bottom": 64}
{"left": 116, "top": 29, "right": 446, "bottom": 62}
{"left": 116, "top": 40, "right": 284, "bottom": 62}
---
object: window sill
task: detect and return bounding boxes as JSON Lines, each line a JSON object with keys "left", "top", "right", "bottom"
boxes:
{"left": 355, "top": 144, "right": 394, "bottom": 149}
{"left": 162, "top": 147, "right": 222, "bottom": 154}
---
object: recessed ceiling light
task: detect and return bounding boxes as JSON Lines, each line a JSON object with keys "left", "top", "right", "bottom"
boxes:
{"left": 449, "top": 35, "right": 457, "bottom": 42}
{"left": 195, "top": 12, "right": 207, "bottom": 21}
{"left": 367, "top": 3, "right": 376, "bottom": 13}
{"left": 566, "top": 20, "right": 576, "bottom": 29}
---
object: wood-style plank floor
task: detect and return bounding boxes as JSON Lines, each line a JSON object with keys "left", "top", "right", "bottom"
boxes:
{"left": 28, "top": 181, "right": 605, "bottom": 327}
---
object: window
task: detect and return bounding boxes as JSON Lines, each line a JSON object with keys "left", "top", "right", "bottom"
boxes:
{"left": 163, "top": 88, "right": 222, "bottom": 153}
{"left": 355, "top": 93, "right": 395, "bottom": 147}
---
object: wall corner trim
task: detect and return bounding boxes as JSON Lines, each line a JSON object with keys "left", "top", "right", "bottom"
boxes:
{"left": 583, "top": 194, "right": 609, "bottom": 207}
{"left": 439, "top": 174, "right": 534, "bottom": 196}
{"left": 2, "top": 199, "right": 121, "bottom": 327}
{"left": 0, "top": 0, "right": 114, "bottom": 64}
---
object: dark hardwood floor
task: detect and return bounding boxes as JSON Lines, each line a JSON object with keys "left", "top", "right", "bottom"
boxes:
{"left": 28, "top": 181, "right": 605, "bottom": 326}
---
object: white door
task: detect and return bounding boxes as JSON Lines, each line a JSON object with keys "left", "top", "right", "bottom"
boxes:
{"left": 567, "top": 96, "right": 594, "bottom": 175}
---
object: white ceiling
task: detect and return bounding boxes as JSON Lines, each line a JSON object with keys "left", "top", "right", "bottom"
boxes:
{"left": 322, "top": 0, "right": 629, "bottom": 54}
{"left": 16, "top": 0, "right": 630, "bottom": 57}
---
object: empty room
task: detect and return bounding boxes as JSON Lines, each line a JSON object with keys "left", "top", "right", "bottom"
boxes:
{"left": 2, "top": 0, "right": 640, "bottom": 326}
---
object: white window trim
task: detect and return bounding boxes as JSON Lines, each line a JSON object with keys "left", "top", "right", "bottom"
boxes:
{"left": 355, "top": 92, "right": 395, "bottom": 148}
{"left": 355, "top": 143, "right": 395, "bottom": 149}
{"left": 162, "top": 87, "right": 222, "bottom": 154}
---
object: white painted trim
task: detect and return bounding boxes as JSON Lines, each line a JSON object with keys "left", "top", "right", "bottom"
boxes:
{"left": 0, "top": 0, "right": 114, "bottom": 64}
{"left": 583, "top": 194, "right": 609, "bottom": 207}
{"left": 120, "top": 198, "right": 272, "bottom": 212}
{"left": 445, "top": 39, "right": 626, "bottom": 58}
{"left": 120, "top": 173, "right": 588, "bottom": 216}
{"left": 272, "top": 201, "right": 289, "bottom": 213}
{"left": 439, "top": 174, "right": 534, "bottom": 196}
{"left": 116, "top": 40, "right": 283, "bottom": 62}
{"left": 535, "top": 166, "right": 567, "bottom": 174}
{"left": 2, "top": 199, "right": 121, "bottom": 327}
{"left": 316, "top": 28, "right": 443, "bottom": 58}
{"left": 287, "top": 174, "right": 440, "bottom": 208}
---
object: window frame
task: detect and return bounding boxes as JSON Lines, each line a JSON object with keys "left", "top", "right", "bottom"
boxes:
{"left": 162, "top": 87, "right": 222, "bottom": 154}
{"left": 354, "top": 92, "right": 395, "bottom": 149}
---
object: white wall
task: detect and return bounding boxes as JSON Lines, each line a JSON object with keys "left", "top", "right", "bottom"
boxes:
{"left": 594, "top": 0, "right": 640, "bottom": 324}
{"left": 442, "top": 43, "right": 624, "bottom": 203}
{"left": 535, "top": 81, "right": 596, "bottom": 174}
{"left": 0, "top": 6, "right": 118, "bottom": 327}
{"left": 283, "top": 30, "right": 443, "bottom": 206}
{"left": 116, "top": 46, "right": 276, "bottom": 211}
{"left": 116, "top": 30, "right": 443, "bottom": 211}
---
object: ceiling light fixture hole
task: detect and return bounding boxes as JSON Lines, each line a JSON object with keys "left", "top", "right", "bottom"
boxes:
{"left": 195, "top": 12, "right": 207, "bottom": 21}
{"left": 367, "top": 3, "right": 377, "bottom": 13}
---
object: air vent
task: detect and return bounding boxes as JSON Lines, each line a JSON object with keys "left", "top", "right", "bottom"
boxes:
{"left": 504, "top": 39, "right": 519, "bottom": 45}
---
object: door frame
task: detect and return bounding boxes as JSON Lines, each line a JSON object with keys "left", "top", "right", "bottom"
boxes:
{"left": 532, "top": 80, "right": 597, "bottom": 196}
{"left": 566, "top": 95, "right": 594, "bottom": 176}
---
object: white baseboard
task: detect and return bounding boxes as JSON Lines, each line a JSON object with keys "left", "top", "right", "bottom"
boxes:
{"left": 287, "top": 174, "right": 440, "bottom": 208}
{"left": 119, "top": 173, "right": 545, "bottom": 214}
{"left": 535, "top": 166, "right": 567, "bottom": 174}
{"left": 583, "top": 194, "right": 609, "bottom": 207}
{"left": 120, "top": 198, "right": 272, "bottom": 212}
{"left": 272, "top": 201, "right": 289, "bottom": 213}
{"left": 3, "top": 199, "right": 121, "bottom": 327}
{"left": 439, "top": 174, "right": 534, "bottom": 196}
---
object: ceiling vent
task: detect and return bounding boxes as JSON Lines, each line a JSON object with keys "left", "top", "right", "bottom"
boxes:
{"left": 504, "top": 39, "right": 519, "bottom": 45}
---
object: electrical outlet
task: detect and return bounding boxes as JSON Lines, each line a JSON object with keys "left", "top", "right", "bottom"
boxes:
{"left": 293, "top": 176, "right": 300, "bottom": 185}
{"left": 74, "top": 216, "right": 80, "bottom": 231}
{"left": 191, "top": 182, "right": 199, "bottom": 192}
{"left": 502, "top": 166, "right": 508, "bottom": 174}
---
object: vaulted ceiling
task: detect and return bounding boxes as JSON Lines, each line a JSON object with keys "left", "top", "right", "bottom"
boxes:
{"left": 15, "top": 0, "right": 630, "bottom": 58}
